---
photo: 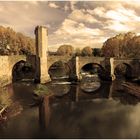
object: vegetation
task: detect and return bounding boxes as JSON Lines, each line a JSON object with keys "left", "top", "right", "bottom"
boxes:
{"left": 81, "top": 46, "right": 93, "bottom": 56}
{"left": 0, "top": 26, "right": 35, "bottom": 55}
{"left": 0, "top": 25, "right": 139, "bottom": 58}
{"left": 56, "top": 45, "right": 102, "bottom": 57}
{"left": 75, "top": 48, "right": 81, "bottom": 56}
{"left": 92, "top": 48, "right": 102, "bottom": 57}
{"left": 102, "top": 32, "right": 140, "bottom": 58}
{"left": 57, "top": 44, "right": 74, "bottom": 56}
{"left": 56, "top": 45, "right": 96, "bottom": 57}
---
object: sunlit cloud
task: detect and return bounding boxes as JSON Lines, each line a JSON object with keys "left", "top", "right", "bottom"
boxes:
{"left": 0, "top": 1, "right": 139, "bottom": 51}
{"left": 69, "top": 9, "right": 98, "bottom": 24}
{"left": 104, "top": 21, "right": 134, "bottom": 32}
{"left": 87, "top": 7, "right": 106, "bottom": 17}
{"left": 48, "top": 2, "right": 59, "bottom": 9}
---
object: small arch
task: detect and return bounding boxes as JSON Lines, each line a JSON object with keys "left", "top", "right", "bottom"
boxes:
{"left": 114, "top": 63, "right": 132, "bottom": 79}
{"left": 80, "top": 63, "right": 105, "bottom": 79}
{"left": 48, "top": 60, "right": 71, "bottom": 80}
{"left": 12, "top": 60, "right": 35, "bottom": 82}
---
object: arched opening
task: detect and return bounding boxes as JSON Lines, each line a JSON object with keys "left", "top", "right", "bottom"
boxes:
{"left": 80, "top": 63, "right": 104, "bottom": 93}
{"left": 48, "top": 60, "right": 71, "bottom": 81}
{"left": 80, "top": 63, "right": 104, "bottom": 79}
{"left": 12, "top": 60, "right": 35, "bottom": 82}
{"left": 114, "top": 63, "right": 132, "bottom": 80}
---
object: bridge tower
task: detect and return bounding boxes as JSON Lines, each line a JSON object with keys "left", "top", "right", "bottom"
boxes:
{"left": 34, "top": 26, "right": 50, "bottom": 83}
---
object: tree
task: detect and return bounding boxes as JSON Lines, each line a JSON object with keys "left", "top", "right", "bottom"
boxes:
{"left": 93, "top": 48, "right": 102, "bottom": 57}
{"left": 0, "top": 26, "right": 35, "bottom": 55}
{"left": 57, "top": 44, "right": 74, "bottom": 56}
{"left": 102, "top": 32, "right": 136, "bottom": 58}
{"left": 81, "top": 46, "right": 93, "bottom": 56}
{"left": 125, "top": 35, "right": 140, "bottom": 57}
{"left": 75, "top": 48, "right": 81, "bottom": 56}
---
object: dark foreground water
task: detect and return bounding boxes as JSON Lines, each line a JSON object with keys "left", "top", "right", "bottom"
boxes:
{"left": 0, "top": 79, "right": 140, "bottom": 138}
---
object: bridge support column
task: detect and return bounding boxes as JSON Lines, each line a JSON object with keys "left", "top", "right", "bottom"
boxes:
{"left": 34, "top": 26, "right": 50, "bottom": 83}
{"left": 69, "top": 57, "right": 80, "bottom": 81}
{"left": 110, "top": 58, "right": 116, "bottom": 81}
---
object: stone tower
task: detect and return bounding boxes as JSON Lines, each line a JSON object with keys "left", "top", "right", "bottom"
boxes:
{"left": 34, "top": 26, "right": 50, "bottom": 83}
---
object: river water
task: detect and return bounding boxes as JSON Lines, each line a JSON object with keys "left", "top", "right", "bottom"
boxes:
{"left": 0, "top": 78, "right": 140, "bottom": 138}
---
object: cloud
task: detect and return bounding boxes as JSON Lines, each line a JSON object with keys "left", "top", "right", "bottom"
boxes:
{"left": 70, "top": 1, "right": 77, "bottom": 11}
{"left": 87, "top": 7, "right": 106, "bottom": 17}
{"left": 0, "top": 1, "right": 139, "bottom": 51}
{"left": 105, "top": 7, "right": 140, "bottom": 22}
{"left": 48, "top": 18, "right": 105, "bottom": 51}
{"left": 86, "top": 3, "right": 140, "bottom": 34}
{"left": 104, "top": 21, "right": 133, "bottom": 32}
{"left": 55, "top": 18, "right": 103, "bottom": 36}
{"left": 64, "top": 4, "right": 69, "bottom": 12}
{"left": 69, "top": 9, "right": 98, "bottom": 24}
{"left": 48, "top": 1, "right": 140, "bottom": 51}
{"left": 103, "top": 6, "right": 140, "bottom": 32}
{"left": 48, "top": 2, "right": 59, "bottom": 9}
{"left": 0, "top": 1, "right": 67, "bottom": 36}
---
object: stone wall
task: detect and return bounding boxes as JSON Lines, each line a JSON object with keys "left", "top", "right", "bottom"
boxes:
{"left": 0, "top": 55, "right": 26, "bottom": 87}
{"left": 0, "top": 56, "right": 10, "bottom": 86}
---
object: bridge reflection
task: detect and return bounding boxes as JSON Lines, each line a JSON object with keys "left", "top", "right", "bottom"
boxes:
{"left": 39, "top": 79, "right": 140, "bottom": 130}
{"left": 0, "top": 79, "right": 139, "bottom": 138}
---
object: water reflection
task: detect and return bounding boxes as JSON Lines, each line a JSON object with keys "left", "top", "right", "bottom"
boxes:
{"left": 46, "top": 78, "right": 140, "bottom": 105}
{"left": 41, "top": 99, "right": 140, "bottom": 139}
{"left": 80, "top": 75, "right": 101, "bottom": 93}
{"left": 0, "top": 78, "right": 140, "bottom": 138}
{"left": 48, "top": 80, "right": 113, "bottom": 102}
{"left": 39, "top": 78, "right": 140, "bottom": 138}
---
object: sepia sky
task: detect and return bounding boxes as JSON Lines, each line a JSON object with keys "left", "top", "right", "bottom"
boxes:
{"left": 0, "top": 1, "right": 140, "bottom": 51}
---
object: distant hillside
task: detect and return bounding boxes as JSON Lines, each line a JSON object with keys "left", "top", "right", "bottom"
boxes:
{"left": 0, "top": 26, "right": 35, "bottom": 55}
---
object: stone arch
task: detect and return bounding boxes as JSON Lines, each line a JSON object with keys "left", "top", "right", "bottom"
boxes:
{"left": 114, "top": 63, "right": 132, "bottom": 79}
{"left": 78, "top": 57, "right": 105, "bottom": 70}
{"left": 80, "top": 62, "right": 104, "bottom": 71}
{"left": 12, "top": 60, "right": 35, "bottom": 82}
{"left": 80, "top": 62, "right": 105, "bottom": 79}
{"left": 48, "top": 60, "right": 71, "bottom": 80}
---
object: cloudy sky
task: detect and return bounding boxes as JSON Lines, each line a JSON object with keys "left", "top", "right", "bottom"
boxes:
{"left": 0, "top": 1, "right": 140, "bottom": 51}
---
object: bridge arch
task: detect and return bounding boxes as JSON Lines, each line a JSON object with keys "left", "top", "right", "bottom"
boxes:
{"left": 48, "top": 60, "right": 71, "bottom": 80}
{"left": 114, "top": 63, "right": 133, "bottom": 79}
{"left": 12, "top": 60, "right": 35, "bottom": 82}
{"left": 80, "top": 62, "right": 105, "bottom": 79}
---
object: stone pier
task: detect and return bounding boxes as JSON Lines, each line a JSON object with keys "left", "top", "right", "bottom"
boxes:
{"left": 34, "top": 26, "right": 50, "bottom": 83}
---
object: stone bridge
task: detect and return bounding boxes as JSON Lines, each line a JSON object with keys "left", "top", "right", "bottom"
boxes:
{"left": 0, "top": 55, "right": 37, "bottom": 86}
{"left": 0, "top": 26, "right": 140, "bottom": 86}
{"left": 0, "top": 55, "right": 26, "bottom": 86}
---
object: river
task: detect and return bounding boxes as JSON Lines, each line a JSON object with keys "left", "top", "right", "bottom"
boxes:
{"left": 0, "top": 78, "right": 140, "bottom": 138}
